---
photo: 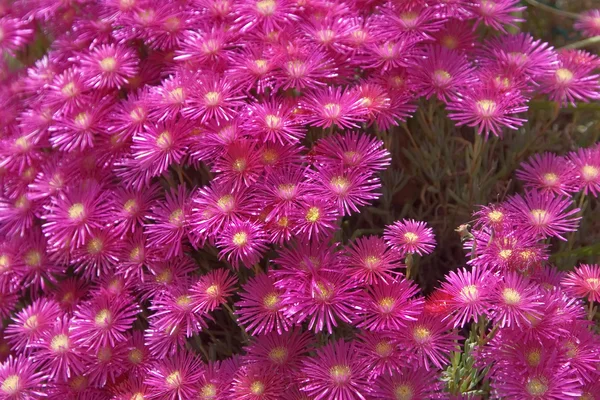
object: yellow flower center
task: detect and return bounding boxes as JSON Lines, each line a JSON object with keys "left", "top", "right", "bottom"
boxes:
{"left": 330, "top": 365, "right": 351, "bottom": 385}
{"left": 375, "top": 340, "right": 393, "bottom": 357}
{"left": 176, "top": 295, "right": 192, "bottom": 307}
{"left": 499, "top": 249, "right": 513, "bottom": 259}
{"left": 317, "top": 29, "right": 335, "bottom": 44}
{"left": 163, "top": 16, "right": 180, "bottom": 32}
{"left": 217, "top": 195, "right": 234, "bottom": 212}
{"left": 526, "top": 348, "right": 541, "bottom": 367}
{"left": 74, "top": 112, "right": 91, "bottom": 129}
{"left": 502, "top": 288, "right": 521, "bottom": 305}
{"left": 256, "top": 0, "right": 276, "bottom": 15}
{"left": 156, "top": 131, "right": 173, "bottom": 149}
{"left": 433, "top": 69, "right": 451, "bottom": 84}
{"left": 526, "top": 377, "right": 548, "bottom": 396}
{"left": 555, "top": 68, "right": 573, "bottom": 84}
{"left": 403, "top": 232, "right": 419, "bottom": 243}
{"left": 69, "top": 376, "right": 88, "bottom": 392}
{"left": 254, "top": 59, "right": 268, "bottom": 73}
{"left": 206, "top": 284, "right": 220, "bottom": 298}
{"left": 459, "top": 285, "right": 479, "bottom": 302}
{"left": 232, "top": 158, "right": 247, "bottom": 171}
{"left": 265, "top": 114, "right": 281, "bottom": 129}
{"left": 1, "top": 375, "right": 20, "bottom": 395}
{"left": 263, "top": 292, "right": 279, "bottom": 309}
{"left": 130, "top": 246, "right": 143, "bottom": 263}
{"left": 582, "top": 165, "right": 599, "bottom": 181}
{"left": 262, "top": 149, "right": 278, "bottom": 164}
{"left": 476, "top": 100, "right": 496, "bottom": 117}
{"left": 268, "top": 346, "right": 288, "bottom": 363}
{"left": 61, "top": 81, "right": 78, "bottom": 97}
{"left": 95, "top": 309, "right": 112, "bottom": 327}
{"left": 488, "top": 210, "right": 503, "bottom": 222}
{"left": 68, "top": 203, "right": 86, "bottom": 220}
{"left": 413, "top": 326, "right": 431, "bottom": 343}
{"left": 330, "top": 176, "right": 350, "bottom": 194}
{"left": 278, "top": 183, "right": 296, "bottom": 200}
{"left": 87, "top": 237, "right": 104, "bottom": 255}
{"left": 99, "top": 57, "right": 117, "bottom": 72}
{"left": 131, "top": 393, "right": 145, "bottom": 400}
{"left": 250, "top": 381, "right": 265, "bottom": 395}
{"left": 442, "top": 35, "right": 458, "bottom": 50}
{"left": 323, "top": 103, "right": 341, "bottom": 118}
{"left": 394, "top": 384, "right": 414, "bottom": 400}
{"left": 379, "top": 296, "right": 396, "bottom": 313}
{"left": 200, "top": 383, "right": 217, "bottom": 399}
{"left": 128, "top": 348, "right": 144, "bottom": 364}
{"left": 169, "top": 87, "right": 185, "bottom": 103}
{"left": 530, "top": 209, "right": 549, "bottom": 225}
{"left": 364, "top": 255, "right": 379, "bottom": 270}
{"left": 24, "top": 315, "right": 39, "bottom": 330}
{"left": 166, "top": 371, "right": 182, "bottom": 388}
{"left": 15, "top": 136, "right": 29, "bottom": 150}
{"left": 305, "top": 206, "right": 320, "bottom": 222}
{"left": 563, "top": 340, "right": 578, "bottom": 358}
{"left": 286, "top": 60, "right": 307, "bottom": 77}
{"left": 232, "top": 232, "right": 248, "bottom": 247}
{"left": 124, "top": 198, "right": 138, "bottom": 215}
{"left": 542, "top": 172, "right": 559, "bottom": 186}
{"left": 24, "top": 250, "right": 42, "bottom": 268}
{"left": 315, "top": 282, "right": 333, "bottom": 301}
{"left": 169, "top": 208, "right": 184, "bottom": 226}
{"left": 130, "top": 106, "right": 146, "bottom": 122}
{"left": 50, "top": 333, "right": 70, "bottom": 353}
{"left": 585, "top": 277, "right": 600, "bottom": 290}
{"left": 204, "top": 91, "right": 221, "bottom": 106}
{"left": 277, "top": 216, "right": 289, "bottom": 227}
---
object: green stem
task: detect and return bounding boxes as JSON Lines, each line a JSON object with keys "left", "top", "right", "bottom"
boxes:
{"left": 405, "top": 253, "right": 414, "bottom": 279}
{"left": 560, "top": 36, "right": 600, "bottom": 50}
{"left": 588, "top": 301, "right": 596, "bottom": 321}
{"left": 524, "top": 0, "right": 580, "bottom": 19}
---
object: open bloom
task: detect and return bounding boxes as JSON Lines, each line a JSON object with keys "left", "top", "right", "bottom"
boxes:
{"left": 0, "top": 356, "right": 46, "bottom": 400}
{"left": 384, "top": 219, "right": 436, "bottom": 256}
{"left": 300, "top": 86, "right": 367, "bottom": 129}
{"left": 216, "top": 220, "right": 268, "bottom": 269}
{"left": 561, "top": 264, "right": 600, "bottom": 303}
{"left": 516, "top": 152, "right": 577, "bottom": 195}
{"left": 80, "top": 43, "right": 139, "bottom": 89}
{"left": 575, "top": 9, "right": 600, "bottom": 38}
{"left": 439, "top": 267, "right": 493, "bottom": 328}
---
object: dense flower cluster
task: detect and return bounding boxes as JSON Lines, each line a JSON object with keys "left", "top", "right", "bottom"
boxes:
{"left": 0, "top": 0, "right": 599, "bottom": 399}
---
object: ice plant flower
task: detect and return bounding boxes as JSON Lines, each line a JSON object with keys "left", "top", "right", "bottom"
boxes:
{"left": 561, "top": 264, "right": 600, "bottom": 303}
{"left": 384, "top": 219, "right": 436, "bottom": 256}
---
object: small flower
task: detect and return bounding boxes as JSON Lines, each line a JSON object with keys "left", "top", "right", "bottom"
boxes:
{"left": 345, "top": 235, "right": 402, "bottom": 285}
{"left": 372, "top": 366, "right": 444, "bottom": 400}
{"left": 0, "top": 356, "right": 46, "bottom": 399}
{"left": 216, "top": 220, "right": 269, "bottom": 269}
{"left": 384, "top": 219, "right": 436, "bottom": 256}
{"left": 150, "top": 287, "right": 208, "bottom": 337}
{"left": 356, "top": 279, "right": 423, "bottom": 331}
{"left": 0, "top": 17, "right": 33, "bottom": 55}
{"left": 314, "top": 131, "right": 391, "bottom": 172}
{"left": 540, "top": 54, "right": 600, "bottom": 107}
{"left": 243, "top": 328, "right": 312, "bottom": 373}
{"left": 211, "top": 140, "right": 263, "bottom": 189}
{"left": 72, "top": 228, "right": 123, "bottom": 278}
{"left": 146, "top": 351, "right": 204, "bottom": 400}
{"left": 234, "top": 0, "right": 298, "bottom": 32}
{"left": 191, "top": 269, "right": 237, "bottom": 314}
{"left": 182, "top": 72, "right": 244, "bottom": 123}
{"left": 575, "top": 9, "right": 600, "bottom": 38}
{"left": 396, "top": 314, "right": 460, "bottom": 370}
{"left": 70, "top": 292, "right": 139, "bottom": 351}
{"left": 561, "top": 264, "right": 600, "bottom": 303}
{"left": 439, "top": 267, "right": 493, "bottom": 328}
{"left": 231, "top": 365, "right": 286, "bottom": 400}
{"left": 472, "top": 0, "right": 525, "bottom": 33}
{"left": 300, "top": 86, "right": 367, "bottom": 129}
{"left": 516, "top": 152, "right": 577, "bottom": 195}
{"left": 290, "top": 198, "right": 339, "bottom": 242}
{"left": 80, "top": 43, "right": 139, "bottom": 89}
{"left": 235, "top": 273, "right": 291, "bottom": 336}
{"left": 5, "top": 298, "right": 61, "bottom": 352}
{"left": 356, "top": 332, "right": 404, "bottom": 380}
{"left": 568, "top": 147, "right": 600, "bottom": 197}
{"left": 447, "top": 85, "right": 527, "bottom": 138}
{"left": 244, "top": 99, "right": 305, "bottom": 144}
{"left": 299, "top": 339, "right": 370, "bottom": 400}
{"left": 491, "top": 272, "right": 543, "bottom": 328}
{"left": 32, "top": 319, "right": 83, "bottom": 384}
{"left": 506, "top": 189, "right": 581, "bottom": 240}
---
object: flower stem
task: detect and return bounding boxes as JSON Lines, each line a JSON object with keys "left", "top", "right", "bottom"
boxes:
{"left": 524, "top": 0, "right": 580, "bottom": 19}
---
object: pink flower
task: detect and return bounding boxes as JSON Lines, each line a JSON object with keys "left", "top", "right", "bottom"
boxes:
{"left": 216, "top": 220, "right": 268, "bottom": 269}
{"left": 575, "top": 9, "right": 600, "bottom": 38}
{"left": 235, "top": 273, "right": 291, "bottom": 336}
{"left": 79, "top": 43, "right": 138, "bottom": 89}
{"left": 384, "top": 219, "right": 436, "bottom": 256}
{"left": 290, "top": 198, "right": 339, "bottom": 242}
{"left": 0, "top": 17, "right": 33, "bottom": 55}
{"left": 300, "top": 86, "right": 367, "bottom": 129}
{"left": 0, "top": 356, "right": 46, "bottom": 399}
{"left": 191, "top": 269, "right": 237, "bottom": 314}
{"left": 561, "top": 264, "right": 600, "bottom": 303}
{"left": 234, "top": 0, "right": 298, "bottom": 33}
{"left": 472, "top": 0, "right": 525, "bottom": 33}
{"left": 345, "top": 235, "right": 402, "bottom": 285}
{"left": 5, "top": 298, "right": 61, "bottom": 353}
{"left": 372, "top": 366, "right": 444, "bottom": 399}
{"left": 491, "top": 271, "right": 543, "bottom": 328}
{"left": 146, "top": 351, "right": 204, "bottom": 400}
{"left": 243, "top": 328, "right": 312, "bottom": 374}
{"left": 231, "top": 364, "right": 286, "bottom": 400}
{"left": 300, "top": 339, "right": 370, "bottom": 400}
{"left": 540, "top": 52, "right": 600, "bottom": 107}
{"left": 244, "top": 99, "right": 305, "bottom": 144}
{"left": 568, "top": 147, "right": 600, "bottom": 197}
{"left": 516, "top": 152, "right": 577, "bottom": 196}
{"left": 314, "top": 131, "right": 391, "bottom": 172}
{"left": 182, "top": 72, "right": 244, "bottom": 123}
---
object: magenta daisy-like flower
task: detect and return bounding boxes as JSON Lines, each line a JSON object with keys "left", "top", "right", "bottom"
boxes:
{"left": 506, "top": 189, "right": 581, "bottom": 240}
{"left": 357, "top": 279, "right": 423, "bottom": 332}
{"left": 72, "top": 228, "right": 122, "bottom": 278}
{"left": 384, "top": 219, "right": 436, "bottom": 256}
{"left": 300, "top": 339, "right": 370, "bottom": 400}
{"left": 432, "top": 22, "right": 477, "bottom": 53}
{"left": 283, "top": 271, "right": 361, "bottom": 334}
{"left": 516, "top": 152, "right": 577, "bottom": 195}
{"left": 345, "top": 236, "right": 401, "bottom": 285}
{"left": 226, "top": 46, "right": 278, "bottom": 93}
{"left": 231, "top": 365, "right": 286, "bottom": 400}
{"left": 290, "top": 198, "right": 339, "bottom": 242}
{"left": 235, "top": 273, "right": 291, "bottom": 336}
{"left": 472, "top": 0, "right": 525, "bottom": 33}
{"left": 300, "top": 86, "right": 367, "bottom": 129}
{"left": 147, "top": 73, "right": 188, "bottom": 121}
{"left": 575, "top": 9, "right": 600, "bottom": 38}
{"left": 83, "top": 342, "right": 129, "bottom": 387}
{"left": 216, "top": 220, "right": 268, "bottom": 269}
{"left": 275, "top": 46, "right": 336, "bottom": 91}
{"left": 412, "top": 45, "right": 476, "bottom": 103}
{"left": 243, "top": 328, "right": 312, "bottom": 373}
{"left": 0, "top": 192, "right": 38, "bottom": 239}
{"left": 70, "top": 292, "right": 139, "bottom": 351}
{"left": 540, "top": 55, "right": 600, "bottom": 107}
{"left": 5, "top": 298, "right": 61, "bottom": 353}
{"left": 308, "top": 166, "right": 381, "bottom": 216}
{"left": 355, "top": 82, "right": 415, "bottom": 130}
{"left": 131, "top": 119, "right": 191, "bottom": 178}
{"left": 150, "top": 287, "right": 208, "bottom": 338}
{"left": 191, "top": 269, "right": 237, "bottom": 314}
{"left": 244, "top": 98, "right": 305, "bottom": 144}
{"left": 234, "top": 0, "right": 298, "bottom": 32}
{"left": 145, "top": 185, "right": 191, "bottom": 259}
{"left": 356, "top": 332, "right": 404, "bottom": 380}
{"left": 491, "top": 271, "right": 543, "bottom": 328}
{"left": 14, "top": 229, "right": 63, "bottom": 292}
{"left": 568, "top": 147, "right": 600, "bottom": 197}
{"left": 146, "top": 351, "right": 204, "bottom": 400}
{"left": 491, "top": 365, "right": 582, "bottom": 399}
{"left": 396, "top": 313, "right": 460, "bottom": 370}
{"left": 372, "top": 366, "right": 444, "bottom": 400}
{"left": 561, "top": 264, "right": 600, "bottom": 303}
{"left": 447, "top": 86, "right": 527, "bottom": 138}
{"left": 0, "top": 355, "right": 46, "bottom": 400}
{"left": 211, "top": 140, "right": 263, "bottom": 190}
{"left": 439, "top": 267, "right": 493, "bottom": 328}
{"left": 111, "top": 184, "right": 160, "bottom": 236}
{"left": 0, "top": 17, "right": 33, "bottom": 55}
{"left": 141, "top": 256, "right": 196, "bottom": 301}
{"left": 0, "top": 279, "right": 17, "bottom": 320}
{"left": 314, "top": 131, "right": 391, "bottom": 172}
{"left": 182, "top": 72, "right": 244, "bottom": 123}
{"left": 80, "top": 43, "right": 138, "bottom": 89}
{"left": 175, "top": 25, "right": 233, "bottom": 71}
